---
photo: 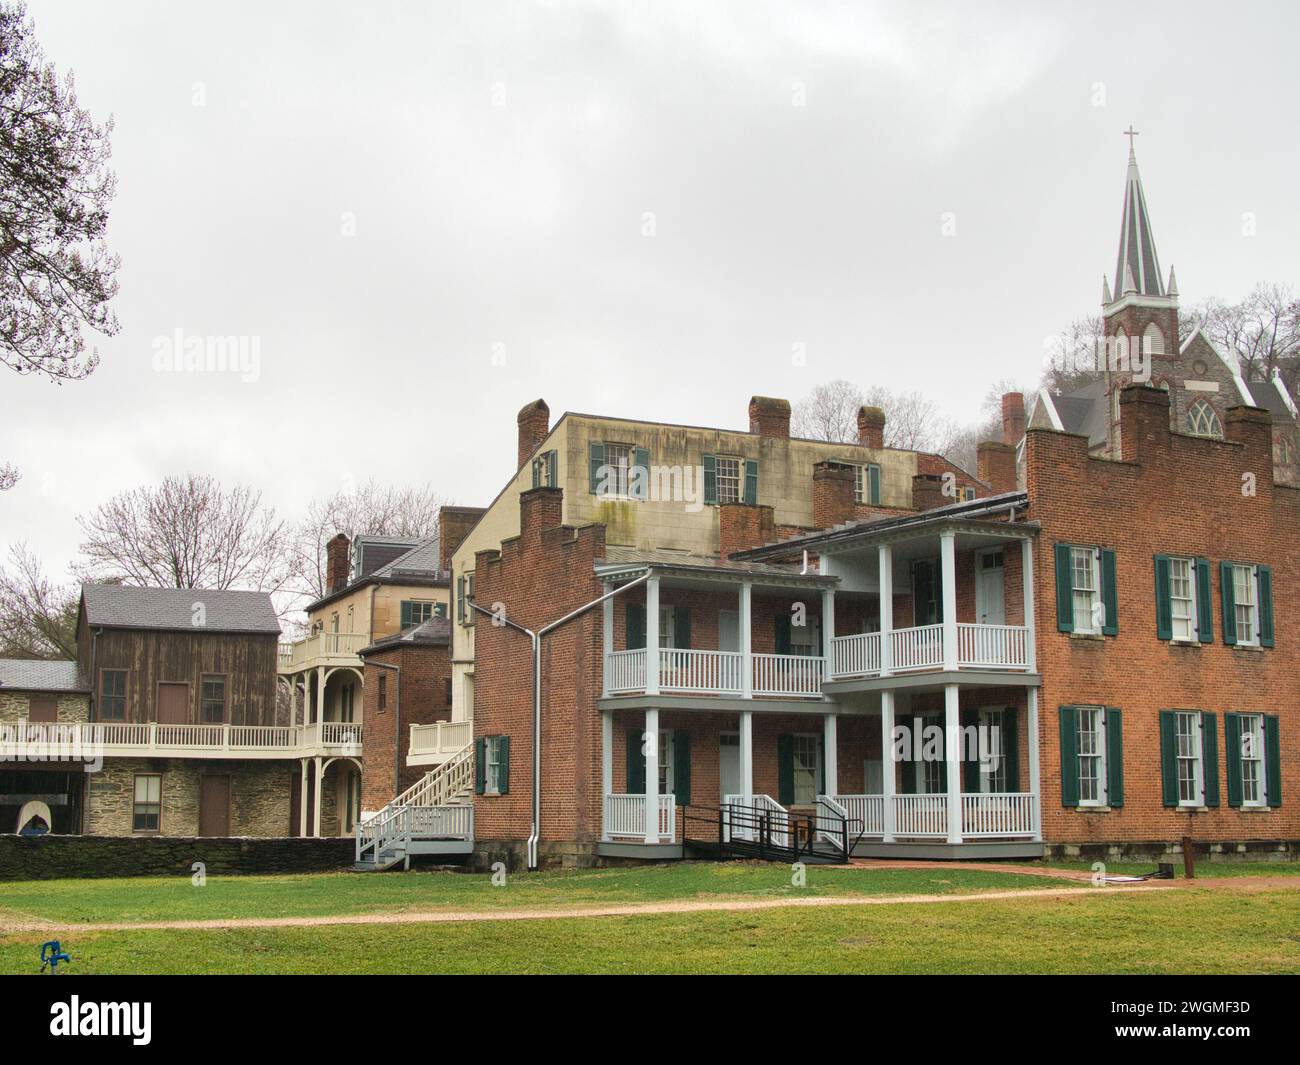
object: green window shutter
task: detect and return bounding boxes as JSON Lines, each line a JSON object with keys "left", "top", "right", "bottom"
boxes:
{"left": 1220, "top": 561, "right": 1237, "bottom": 646}
{"left": 1003, "top": 707, "right": 1020, "bottom": 792}
{"left": 546, "top": 449, "right": 557, "bottom": 487}
{"left": 633, "top": 447, "right": 651, "bottom": 501}
{"left": 673, "top": 606, "right": 691, "bottom": 650}
{"left": 1223, "top": 713, "right": 1243, "bottom": 808}
{"left": 673, "top": 732, "right": 691, "bottom": 805}
{"left": 775, "top": 615, "right": 792, "bottom": 656}
{"left": 588, "top": 441, "right": 605, "bottom": 494}
{"left": 743, "top": 460, "right": 759, "bottom": 504}
{"left": 625, "top": 602, "right": 646, "bottom": 649}
{"left": 400, "top": 601, "right": 413, "bottom": 629}
{"left": 961, "top": 710, "right": 980, "bottom": 793}
{"left": 1195, "top": 558, "right": 1214, "bottom": 643}
{"left": 498, "top": 736, "right": 511, "bottom": 794}
{"left": 702, "top": 455, "right": 717, "bottom": 505}
{"left": 777, "top": 734, "right": 794, "bottom": 805}
{"left": 1159, "top": 710, "right": 1179, "bottom": 807}
{"left": 1258, "top": 565, "right": 1274, "bottom": 648}
{"left": 936, "top": 725, "right": 947, "bottom": 793}
{"left": 1201, "top": 712, "right": 1219, "bottom": 808}
{"left": 474, "top": 737, "right": 486, "bottom": 795}
{"left": 1106, "top": 708, "right": 1124, "bottom": 807}
{"left": 868, "top": 464, "right": 881, "bottom": 505}
{"left": 1264, "top": 715, "right": 1282, "bottom": 808}
{"left": 1054, "top": 544, "right": 1074, "bottom": 632}
{"left": 1100, "top": 548, "right": 1119, "bottom": 636}
{"left": 1058, "top": 706, "right": 1079, "bottom": 807}
{"left": 900, "top": 751, "right": 917, "bottom": 795}
{"left": 456, "top": 576, "right": 465, "bottom": 623}
{"left": 626, "top": 731, "right": 645, "bottom": 793}
{"left": 1153, "top": 556, "right": 1172, "bottom": 640}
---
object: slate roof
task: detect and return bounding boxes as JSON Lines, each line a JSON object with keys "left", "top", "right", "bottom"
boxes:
{"left": 0, "top": 659, "right": 90, "bottom": 693}
{"left": 359, "top": 615, "right": 450, "bottom": 654}
{"left": 1113, "top": 148, "right": 1165, "bottom": 298}
{"left": 371, "top": 538, "right": 443, "bottom": 579}
{"left": 596, "top": 545, "right": 835, "bottom": 584}
{"left": 1248, "top": 379, "right": 1298, "bottom": 424}
{"left": 80, "top": 584, "right": 281, "bottom": 634}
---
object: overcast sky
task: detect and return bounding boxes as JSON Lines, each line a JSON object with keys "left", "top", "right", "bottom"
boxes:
{"left": 7, "top": 0, "right": 1300, "bottom": 580}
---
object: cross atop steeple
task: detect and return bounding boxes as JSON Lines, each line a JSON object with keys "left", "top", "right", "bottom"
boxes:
{"left": 1123, "top": 125, "right": 1139, "bottom": 158}
{"left": 1109, "top": 136, "right": 1168, "bottom": 302}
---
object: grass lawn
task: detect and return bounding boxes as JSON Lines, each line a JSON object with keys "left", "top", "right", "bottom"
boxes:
{"left": 0, "top": 862, "right": 1076, "bottom": 927}
{"left": 1024, "top": 859, "right": 1300, "bottom": 880}
{"left": 1, "top": 885, "right": 1296, "bottom": 974}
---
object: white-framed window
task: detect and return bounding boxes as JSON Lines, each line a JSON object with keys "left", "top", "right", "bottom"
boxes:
{"left": 1175, "top": 711, "right": 1204, "bottom": 806}
{"left": 1240, "top": 714, "right": 1266, "bottom": 807}
{"left": 602, "top": 442, "right": 633, "bottom": 497}
{"left": 979, "top": 708, "right": 1008, "bottom": 793}
{"left": 854, "top": 463, "right": 881, "bottom": 505}
{"left": 1233, "top": 564, "right": 1258, "bottom": 646}
{"left": 485, "top": 736, "right": 504, "bottom": 795}
{"left": 715, "top": 456, "right": 742, "bottom": 504}
{"left": 792, "top": 733, "right": 820, "bottom": 804}
{"left": 656, "top": 730, "right": 675, "bottom": 796}
{"left": 788, "top": 615, "right": 821, "bottom": 656}
{"left": 1168, "top": 556, "right": 1196, "bottom": 642}
{"left": 132, "top": 773, "right": 162, "bottom": 832}
{"left": 658, "top": 607, "right": 675, "bottom": 648}
{"left": 1071, "top": 546, "right": 1101, "bottom": 634}
{"left": 1187, "top": 399, "right": 1223, "bottom": 438}
{"left": 1077, "top": 706, "right": 1107, "bottom": 806}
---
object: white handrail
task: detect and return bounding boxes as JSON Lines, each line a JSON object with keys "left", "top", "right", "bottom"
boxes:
{"left": 890, "top": 624, "right": 945, "bottom": 671}
{"left": 956, "top": 623, "right": 1029, "bottom": 669}
{"left": 830, "top": 632, "right": 881, "bottom": 678}
{"left": 961, "top": 792, "right": 1037, "bottom": 837}
{"left": 751, "top": 653, "right": 823, "bottom": 697}
{"left": 828, "top": 794, "right": 885, "bottom": 837}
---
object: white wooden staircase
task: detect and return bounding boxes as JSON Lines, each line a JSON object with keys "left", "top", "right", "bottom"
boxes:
{"left": 354, "top": 741, "right": 475, "bottom": 871}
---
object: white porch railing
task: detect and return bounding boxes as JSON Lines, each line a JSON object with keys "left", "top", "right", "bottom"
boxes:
{"left": 830, "top": 794, "right": 885, "bottom": 837}
{"left": 279, "top": 631, "right": 369, "bottom": 670}
{"left": 408, "top": 720, "right": 472, "bottom": 760}
{"left": 660, "top": 649, "right": 743, "bottom": 695}
{"left": 890, "top": 624, "right": 945, "bottom": 671}
{"left": 961, "top": 792, "right": 1037, "bottom": 837}
{"left": 830, "top": 632, "right": 881, "bottom": 679}
{"left": 604, "top": 649, "right": 646, "bottom": 693}
{"left": 602, "top": 793, "right": 676, "bottom": 841}
{"left": 751, "top": 654, "right": 823, "bottom": 697}
{"left": 722, "top": 794, "right": 789, "bottom": 848}
{"left": 317, "top": 721, "right": 363, "bottom": 746}
{"left": 9, "top": 719, "right": 360, "bottom": 757}
{"left": 892, "top": 794, "right": 949, "bottom": 837}
{"left": 957, "top": 623, "right": 1029, "bottom": 669}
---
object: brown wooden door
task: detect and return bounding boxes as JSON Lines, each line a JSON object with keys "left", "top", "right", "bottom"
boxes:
{"left": 199, "top": 775, "right": 231, "bottom": 836}
{"left": 157, "top": 682, "right": 190, "bottom": 724}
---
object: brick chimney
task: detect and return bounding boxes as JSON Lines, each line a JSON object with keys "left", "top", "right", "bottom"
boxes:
{"left": 911, "top": 474, "right": 947, "bottom": 511}
{"left": 519, "top": 486, "right": 563, "bottom": 543}
{"left": 517, "top": 398, "right": 550, "bottom": 468}
{"left": 812, "top": 462, "right": 857, "bottom": 528}
{"left": 977, "top": 441, "right": 1017, "bottom": 494}
{"left": 1001, "top": 393, "right": 1026, "bottom": 445}
{"left": 857, "top": 406, "right": 886, "bottom": 449}
{"left": 438, "top": 505, "right": 486, "bottom": 573}
{"left": 749, "top": 396, "right": 791, "bottom": 438}
{"left": 326, "top": 533, "right": 350, "bottom": 593}
{"left": 719, "top": 503, "right": 775, "bottom": 557}
{"left": 1118, "top": 384, "right": 1171, "bottom": 463}
{"left": 1225, "top": 405, "right": 1274, "bottom": 477}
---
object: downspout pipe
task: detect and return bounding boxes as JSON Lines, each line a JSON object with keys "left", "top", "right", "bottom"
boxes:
{"left": 470, "top": 569, "right": 650, "bottom": 872}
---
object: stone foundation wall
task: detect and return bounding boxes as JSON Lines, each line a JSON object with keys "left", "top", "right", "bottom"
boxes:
{"left": 1043, "top": 838, "right": 1300, "bottom": 864}
{"left": 0, "top": 692, "right": 90, "bottom": 723}
{"left": 0, "top": 833, "right": 354, "bottom": 881}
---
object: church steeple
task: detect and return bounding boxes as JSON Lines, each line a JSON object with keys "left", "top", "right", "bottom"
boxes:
{"left": 1112, "top": 128, "right": 1166, "bottom": 300}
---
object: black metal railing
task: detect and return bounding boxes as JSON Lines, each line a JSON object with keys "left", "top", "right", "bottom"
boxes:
{"left": 680, "top": 801, "right": 863, "bottom": 864}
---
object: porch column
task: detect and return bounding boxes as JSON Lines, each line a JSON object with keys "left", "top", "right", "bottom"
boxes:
{"left": 940, "top": 531, "right": 957, "bottom": 671}
{"left": 312, "top": 756, "right": 325, "bottom": 838}
{"left": 821, "top": 587, "right": 836, "bottom": 678}
{"left": 944, "top": 684, "right": 962, "bottom": 844}
{"left": 1021, "top": 538, "right": 1036, "bottom": 672}
{"left": 601, "top": 710, "right": 613, "bottom": 840}
{"left": 315, "top": 665, "right": 326, "bottom": 724}
{"left": 739, "top": 710, "right": 754, "bottom": 801}
{"left": 643, "top": 707, "right": 659, "bottom": 843}
{"left": 880, "top": 690, "right": 896, "bottom": 841}
{"left": 878, "top": 544, "right": 893, "bottom": 676}
{"left": 823, "top": 714, "right": 838, "bottom": 797}
{"left": 740, "top": 580, "right": 753, "bottom": 699}
{"left": 646, "top": 574, "right": 660, "bottom": 696}
{"left": 1027, "top": 687, "right": 1042, "bottom": 842}
{"left": 602, "top": 580, "right": 613, "bottom": 696}
{"left": 298, "top": 758, "right": 309, "bottom": 837}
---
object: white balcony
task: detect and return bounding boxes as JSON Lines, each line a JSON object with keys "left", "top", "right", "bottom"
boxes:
{"left": 6, "top": 719, "right": 362, "bottom": 761}
{"left": 829, "top": 622, "right": 1031, "bottom": 680}
{"left": 407, "top": 720, "right": 473, "bottom": 766}
{"left": 602, "top": 793, "right": 676, "bottom": 842}
{"left": 603, "top": 648, "right": 825, "bottom": 700}
{"left": 278, "top": 631, "right": 369, "bottom": 672}
{"left": 826, "top": 792, "right": 1038, "bottom": 842}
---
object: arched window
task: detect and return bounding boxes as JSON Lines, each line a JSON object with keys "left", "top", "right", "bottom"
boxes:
{"left": 1281, "top": 435, "right": 1296, "bottom": 466}
{"left": 1187, "top": 399, "right": 1222, "bottom": 438}
{"left": 1143, "top": 322, "right": 1165, "bottom": 356}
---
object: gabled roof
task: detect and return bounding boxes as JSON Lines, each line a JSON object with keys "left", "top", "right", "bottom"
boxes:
{"left": 1113, "top": 147, "right": 1165, "bottom": 298}
{"left": 80, "top": 584, "right": 281, "bottom": 634}
{"left": 0, "top": 658, "right": 89, "bottom": 693}
{"left": 1248, "top": 378, "right": 1298, "bottom": 425}
{"left": 306, "top": 537, "right": 449, "bottom": 613}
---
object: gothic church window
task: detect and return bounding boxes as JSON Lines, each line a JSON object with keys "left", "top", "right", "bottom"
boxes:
{"left": 1143, "top": 322, "right": 1164, "bottom": 356}
{"left": 1186, "top": 399, "right": 1222, "bottom": 438}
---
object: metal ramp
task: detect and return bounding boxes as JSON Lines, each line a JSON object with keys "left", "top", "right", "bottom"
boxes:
{"left": 681, "top": 797, "right": 862, "bottom": 865}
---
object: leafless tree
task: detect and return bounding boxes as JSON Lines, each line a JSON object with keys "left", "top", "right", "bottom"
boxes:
{"left": 0, "top": 542, "right": 78, "bottom": 658}
{"left": 75, "top": 475, "right": 291, "bottom": 596}
{"left": 791, "top": 379, "right": 864, "bottom": 442}
{"left": 1191, "top": 283, "right": 1300, "bottom": 398}
{"left": 289, "top": 479, "right": 445, "bottom": 603}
